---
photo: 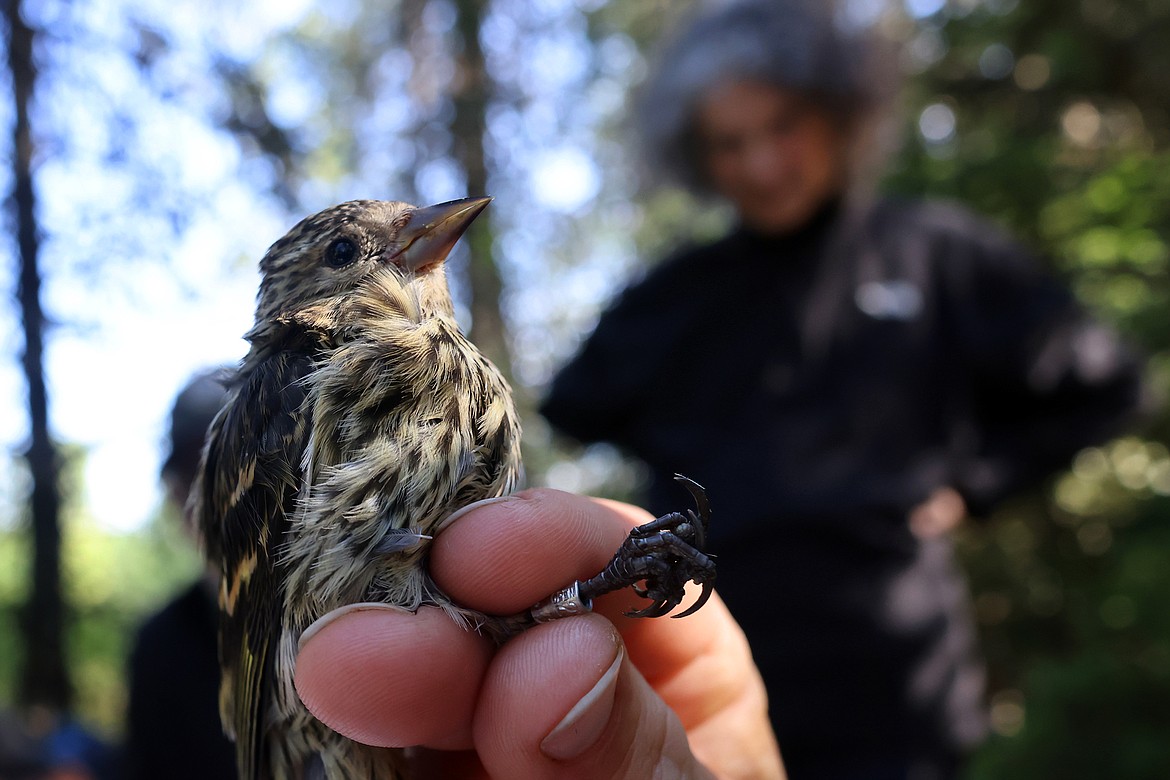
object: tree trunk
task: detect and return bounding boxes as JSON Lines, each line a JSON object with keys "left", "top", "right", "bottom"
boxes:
{"left": 5, "top": 0, "right": 70, "bottom": 711}
{"left": 450, "top": 0, "right": 513, "bottom": 382}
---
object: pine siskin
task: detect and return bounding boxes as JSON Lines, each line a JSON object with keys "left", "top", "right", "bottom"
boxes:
{"left": 192, "top": 197, "right": 715, "bottom": 779}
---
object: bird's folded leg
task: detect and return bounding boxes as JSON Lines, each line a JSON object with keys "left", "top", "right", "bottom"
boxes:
{"left": 492, "top": 475, "right": 716, "bottom": 640}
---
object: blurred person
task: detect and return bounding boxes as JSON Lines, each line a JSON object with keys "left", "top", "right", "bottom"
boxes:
{"left": 539, "top": 1, "right": 1145, "bottom": 778}
{"left": 0, "top": 710, "right": 113, "bottom": 780}
{"left": 41, "top": 719, "right": 113, "bottom": 779}
{"left": 0, "top": 710, "right": 47, "bottom": 779}
{"left": 123, "top": 369, "right": 236, "bottom": 780}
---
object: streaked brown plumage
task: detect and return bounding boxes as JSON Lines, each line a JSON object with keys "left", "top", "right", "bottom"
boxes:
{"left": 192, "top": 197, "right": 520, "bottom": 779}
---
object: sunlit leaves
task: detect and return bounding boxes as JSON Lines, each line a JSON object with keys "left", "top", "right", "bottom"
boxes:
{"left": 871, "top": 1, "right": 1170, "bottom": 775}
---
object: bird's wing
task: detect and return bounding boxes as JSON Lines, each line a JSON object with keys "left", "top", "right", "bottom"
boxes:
{"left": 195, "top": 350, "right": 312, "bottom": 780}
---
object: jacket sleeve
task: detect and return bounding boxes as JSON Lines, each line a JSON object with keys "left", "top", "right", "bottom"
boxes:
{"left": 933, "top": 207, "right": 1145, "bottom": 514}
{"left": 541, "top": 288, "right": 659, "bottom": 446}
{"left": 540, "top": 257, "right": 696, "bottom": 448}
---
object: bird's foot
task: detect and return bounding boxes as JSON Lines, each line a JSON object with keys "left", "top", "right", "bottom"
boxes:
{"left": 530, "top": 475, "right": 716, "bottom": 624}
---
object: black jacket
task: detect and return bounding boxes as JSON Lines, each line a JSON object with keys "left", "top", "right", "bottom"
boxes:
{"left": 125, "top": 581, "right": 238, "bottom": 780}
{"left": 541, "top": 199, "right": 1142, "bottom": 766}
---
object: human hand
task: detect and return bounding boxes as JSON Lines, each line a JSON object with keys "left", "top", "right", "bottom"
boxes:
{"left": 908, "top": 486, "right": 967, "bottom": 540}
{"left": 294, "top": 488, "right": 785, "bottom": 779}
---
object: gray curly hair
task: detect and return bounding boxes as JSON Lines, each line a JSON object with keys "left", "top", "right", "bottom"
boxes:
{"left": 636, "top": 0, "right": 901, "bottom": 194}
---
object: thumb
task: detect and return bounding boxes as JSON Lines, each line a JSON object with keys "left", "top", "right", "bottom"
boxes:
{"left": 474, "top": 613, "right": 714, "bottom": 780}
{"left": 294, "top": 604, "right": 492, "bottom": 751}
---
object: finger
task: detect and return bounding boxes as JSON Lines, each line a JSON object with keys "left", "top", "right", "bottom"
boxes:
{"left": 433, "top": 488, "right": 723, "bottom": 686}
{"left": 600, "top": 591, "right": 782, "bottom": 778}
{"left": 293, "top": 604, "right": 492, "bottom": 750}
{"left": 473, "top": 612, "right": 713, "bottom": 780}
{"left": 434, "top": 488, "right": 737, "bottom": 721}
{"left": 431, "top": 489, "right": 646, "bottom": 614}
{"left": 435, "top": 489, "right": 783, "bottom": 778}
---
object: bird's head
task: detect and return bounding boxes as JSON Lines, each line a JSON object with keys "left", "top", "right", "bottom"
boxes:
{"left": 248, "top": 197, "right": 490, "bottom": 343}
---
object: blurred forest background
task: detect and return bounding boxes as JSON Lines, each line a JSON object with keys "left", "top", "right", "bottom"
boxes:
{"left": 1, "top": 0, "right": 1169, "bottom": 777}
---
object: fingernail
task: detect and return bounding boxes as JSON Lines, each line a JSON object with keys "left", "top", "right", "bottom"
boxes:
{"left": 540, "top": 646, "right": 624, "bottom": 761}
{"left": 297, "top": 602, "right": 412, "bottom": 651}
{"left": 435, "top": 495, "right": 514, "bottom": 533}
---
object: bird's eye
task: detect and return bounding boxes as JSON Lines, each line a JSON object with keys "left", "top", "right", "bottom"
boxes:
{"left": 325, "top": 238, "right": 359, "bottom": 268}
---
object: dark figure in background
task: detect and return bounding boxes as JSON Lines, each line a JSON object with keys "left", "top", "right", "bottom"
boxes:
{"left": 124, "top": 370, "right": 237, "bottom": 780}
{"left": 540, "top": 2, "right": 1144, "bottom": 778}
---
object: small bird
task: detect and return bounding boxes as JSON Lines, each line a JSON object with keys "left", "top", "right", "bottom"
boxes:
{"left": 193, "top": 197, "right": 715, "bottom": 779}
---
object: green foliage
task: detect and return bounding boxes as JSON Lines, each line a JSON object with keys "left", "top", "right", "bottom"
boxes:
{"left": 1040, "top": 152, "right": 1170, "bottom": 354}
{"left": 961, "top": 443, "right": 1170, "bottom": 777}
{"left": 0, "top": 531, "right": 32, "bottom": 706}
{"left": 62, "top": 506, "right": 203, "bottom": 734}
{"left": 880, "top": 1, "right": 1170, "bottom": 776}
{"left": 0, "top": 502, "right": 202, "bottom": 735}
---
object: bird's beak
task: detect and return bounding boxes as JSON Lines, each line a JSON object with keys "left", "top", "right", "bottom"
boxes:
{"left": 391, "top": 196, "right": 492, "bottom": 273}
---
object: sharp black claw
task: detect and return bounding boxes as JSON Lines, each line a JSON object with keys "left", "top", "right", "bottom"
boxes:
{"left": 672, "top": 579, "right": 714, "bottom": 619}
{"left": 674, "top": 473, "right": 711, "bottom": 539}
